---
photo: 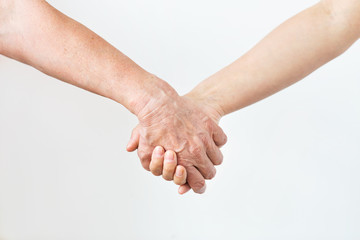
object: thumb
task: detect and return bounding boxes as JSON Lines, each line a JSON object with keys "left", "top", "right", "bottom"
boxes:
{"left": 126, "top": 125, "right": 140, "bottom": 152}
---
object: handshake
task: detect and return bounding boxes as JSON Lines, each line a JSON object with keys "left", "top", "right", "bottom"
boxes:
{"left": 125, "top": 76, "right": 228, "bottom": 195}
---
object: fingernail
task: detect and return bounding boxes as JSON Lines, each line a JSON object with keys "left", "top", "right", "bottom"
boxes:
{"left": 199, "top": 185, "right": 206, "bottom": 194}
{"left": 164, "top": 151, "right": 174, "bottom": 162}
{"left": 175, "top": 167, "right": 183, "bottom": 177}
{"left": 178, "top": 186, "right": 186, "bottom": 195}
{"left": 155, "top": 146, "right": 164, "bottom": 156}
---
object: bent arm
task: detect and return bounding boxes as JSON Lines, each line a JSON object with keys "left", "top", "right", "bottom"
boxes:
{"left": 0, "top": 0, "right": 176, "bottom": 115}
{"left": 187, "top": 0, "right": 360, "bottom": 117}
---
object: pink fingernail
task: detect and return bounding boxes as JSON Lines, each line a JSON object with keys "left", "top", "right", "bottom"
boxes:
{"left": 178, "top": 186, "right": 186, "bottom": 195}
{"left": 164, "top": 151, "right": 174, "bottom": 162}
{"left": 155, "top": 146, "right": 164, "bottom": 156}
{"left": 175, "top": 167, "right": 183, "bottom": 177}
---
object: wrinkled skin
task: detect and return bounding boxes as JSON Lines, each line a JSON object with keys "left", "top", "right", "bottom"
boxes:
{"left": 127, "top": 94, "right": 227, "bottom": 194}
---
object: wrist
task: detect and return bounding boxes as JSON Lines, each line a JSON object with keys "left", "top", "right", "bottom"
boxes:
{"left": 134, "top": 75, "right": 179, "bottom": 119}
{"left": 183, "top": 90, "right": 225, "bottom": 123}
{"left": 109, "top": 71, "right": 179, "bottom": 118}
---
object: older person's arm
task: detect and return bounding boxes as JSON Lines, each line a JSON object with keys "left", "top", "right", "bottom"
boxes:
{"left": 0, "top": 0, "right": 227, "bottom": 194}
{"left": 0, "top": 0, "right": 169, "bottom": 115}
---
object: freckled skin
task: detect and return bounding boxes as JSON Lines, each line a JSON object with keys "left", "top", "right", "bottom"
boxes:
{"left": 0, "top": 1, "right": 227, "bottom": 195}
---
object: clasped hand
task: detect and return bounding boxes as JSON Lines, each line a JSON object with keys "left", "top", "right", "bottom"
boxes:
{"left": 126, "top": 80, "right": 227, "bottom": 194}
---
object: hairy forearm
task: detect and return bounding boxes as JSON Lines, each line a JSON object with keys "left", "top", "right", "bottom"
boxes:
{"left": 0, "top": 0, "right": 176, "bottom": 115}
{"left": 187, "top": 0, "right": 360, "bottom": 117}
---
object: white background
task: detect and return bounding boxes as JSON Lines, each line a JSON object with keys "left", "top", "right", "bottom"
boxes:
{"left": 1, "top": 0, "right": 360, "bottom": 239}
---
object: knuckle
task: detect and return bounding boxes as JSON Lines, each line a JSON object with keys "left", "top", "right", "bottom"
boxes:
{"left": 139, "top": 127, "right": 157, "bottom": 146}
{"left": 189, "top": 145, "right": 202, "bottom": 158}
{"left": 177, "top": 157, "right": 192, "bottom": 168}
{"left": 204, "top": 118, "right": 213, "bottom": 130}
{"left": 198, "top": 132, "right": 208, "bottom": 143}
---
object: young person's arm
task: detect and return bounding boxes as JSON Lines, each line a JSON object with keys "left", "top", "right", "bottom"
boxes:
{"left": 0, "top": 0, "right": 227, "bottom": 194}
{"left": 186, "top": 0, "right": 360, "bottom": 117}
{"left": 146, "top": 0, "right": 360, "bottom": 194}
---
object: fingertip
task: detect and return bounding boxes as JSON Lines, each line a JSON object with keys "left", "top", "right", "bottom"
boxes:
{"left": 174, "top": 165, "right": 187, "bottom": 185}
{"left": 126, "top": 143, "right": 137, "bottom": 152}
{"left": 186, "top": 166, "right": 208, "bottom": 194}
{"left": 178, "top": 184, "right": 191, "bottom": 195}
{"left": 127, "top": 127, "right": 140, "bottom": 152}
{"left": 162, "top": 150, "right": 177, "bottom": 181}
{"left": 196, "top": 184, "right": 206, "bottom": 194}
{"left": 126, "top": 137, "right": 139, "bottom": 152}
{"left": 150, "top": 146, "right": 165, "bottom": 176}
{"left": 143, "top": 165, "right": 151, "bottom": 171}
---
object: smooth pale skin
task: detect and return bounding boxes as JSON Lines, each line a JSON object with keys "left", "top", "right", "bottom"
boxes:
{"left": 147, "top": 0, "right": 360, "bottom": 194}
{"left": 151, "top": 147, "right": 187, "bottom": 186}
{"left": 0, "top": 0, "right": 227, "bottom": 194}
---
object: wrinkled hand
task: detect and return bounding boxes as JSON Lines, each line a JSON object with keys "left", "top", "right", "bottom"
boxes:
{"left": 127, "top": 91, "right": 227, "bottom": 194}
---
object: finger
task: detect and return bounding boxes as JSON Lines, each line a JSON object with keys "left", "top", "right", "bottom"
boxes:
{"left": 162, "top": 150, "right": 177, "bottom": 181}
{"left": 205, "top": 137, "right": 224, "bottom": 166}
{"left": 194, "top": 152, "right": 217, "bottom": 180}
{"left": 178, "top": 183, "right": 191, "bottom": 195}
{"left": 139, "top": 153, "right": 151, "bottom": 171}
{"left": 126, "top": 125, "right": 140, "bottom": 152}
{"left": 173, "top": 165, "right": 187, "bottom": 185}
{"left": 138, "top": 144, "right": 152, "bottom": 171}
{"left": 212, "top": 123, "right": 227, "bottom": 147}
{"left": 186, "top": 166, "right": 206, "bottom": 194}
{"left": 150, "top": 146, "right": 165, "bottom": 176}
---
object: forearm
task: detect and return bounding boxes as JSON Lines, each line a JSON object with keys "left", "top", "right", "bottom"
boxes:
{"left": 187, "top": 0, "right": 360, "bottom": 117}
{"left": 0, "top": 0, "right": 176, "bottom": 115}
